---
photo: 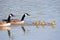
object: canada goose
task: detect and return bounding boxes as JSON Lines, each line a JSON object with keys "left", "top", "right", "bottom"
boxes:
{"left": 0, "top": 14, "right": 14, "bottom": 27}
{"left": 2, "top": 13, "right": 30, "bottom": 32}
{"left": 11, "top": 13, "right": 30, "bottom": 25}
{"left": 3, "top": 13, "right": 30, "bottom": 24}
{"left": 0, "top": 13, "right": 14, "bottom": 39}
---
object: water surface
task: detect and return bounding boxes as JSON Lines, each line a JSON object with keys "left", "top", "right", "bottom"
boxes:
{"left": 0, "top": 0, "right": 60, "bottom": 40}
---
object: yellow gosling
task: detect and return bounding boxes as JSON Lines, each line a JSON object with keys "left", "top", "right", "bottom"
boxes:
{"left": 51, "top": 20, "right": 55, "bottom": 25}
{"left": 41, "top": 20, "right": 45, "bottom": 25}
{"left": 30, "top": 20, "right": 40, "bottom": 28}
{"left": 47, "top": 20, "right": 55, "bottom": 25}
{"left": 35, "top": 20, "right": 40, "bottom": 28}
{"left": 40, "top": 20, "right": 45, "bottom": 28}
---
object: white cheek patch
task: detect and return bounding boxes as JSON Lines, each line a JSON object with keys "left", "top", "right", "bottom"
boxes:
{"left": 25, "top": 14, "right": 27, "bottom": 16}
{"left": 10, "top": 15, "right": 12, "bottom": 16}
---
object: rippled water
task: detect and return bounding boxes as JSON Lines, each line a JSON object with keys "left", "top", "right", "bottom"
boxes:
{"left": 0, "top": 0, "right": 60, "bottom": 40}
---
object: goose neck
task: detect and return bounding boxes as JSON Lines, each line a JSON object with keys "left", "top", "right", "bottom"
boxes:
{"left": 7, "top": 16, "right": 11, "bottom": 23}
{"left": 21, "top": 14, "right": 25, "bottom": 21}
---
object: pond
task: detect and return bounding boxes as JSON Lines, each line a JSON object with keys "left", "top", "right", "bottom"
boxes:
{"left": 0, "top": 0, "right": 60, "bottom": 40}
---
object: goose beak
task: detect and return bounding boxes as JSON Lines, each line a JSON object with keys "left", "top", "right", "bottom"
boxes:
{"left": 12, "top": 15, "right": 15, "bottom": 17}
{"left": 11, "top": 14, "right": 15, "bottom": 17}
{"left": 27, "top": 14, "right": 30, "bottom": 16}
{"left": 25, "top": 13, "right": 30, "bottom": 16}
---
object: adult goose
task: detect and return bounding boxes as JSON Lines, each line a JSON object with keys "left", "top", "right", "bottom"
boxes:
{"left": 0, "top": 14, "right": 14, "bottom": 27}
{"left": 0, "top": 13, "right": 14, "bottom": 39}
{"left": 2, "top": 13, "right": 30, "bottom": 32}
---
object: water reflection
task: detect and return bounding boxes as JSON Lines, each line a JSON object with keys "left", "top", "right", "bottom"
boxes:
{"left": 0, "top": 26, "right": 13, "bottom": 40}
{"left": 0, "top": 26, "right": 11, "bottom": 30}
{"left": 0, "top": 20, "right": 55, "bottom": 40}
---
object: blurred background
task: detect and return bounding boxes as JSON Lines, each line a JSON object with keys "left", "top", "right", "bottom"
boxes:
{"left": 0, "top": 0, "right": 60, "bottom": 40}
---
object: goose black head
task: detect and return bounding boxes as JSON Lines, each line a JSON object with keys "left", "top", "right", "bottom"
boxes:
{"left": 6, "top": 13, "right": 14, "bottom": 23}
{"left": 9, "top": 13, "right": 14, "bottom": 17}
{"left": 24, "top": 13, "right": 30, "bottom": 16}
{"left": 21, "top": 13, "right": 30, "bottom": 21}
